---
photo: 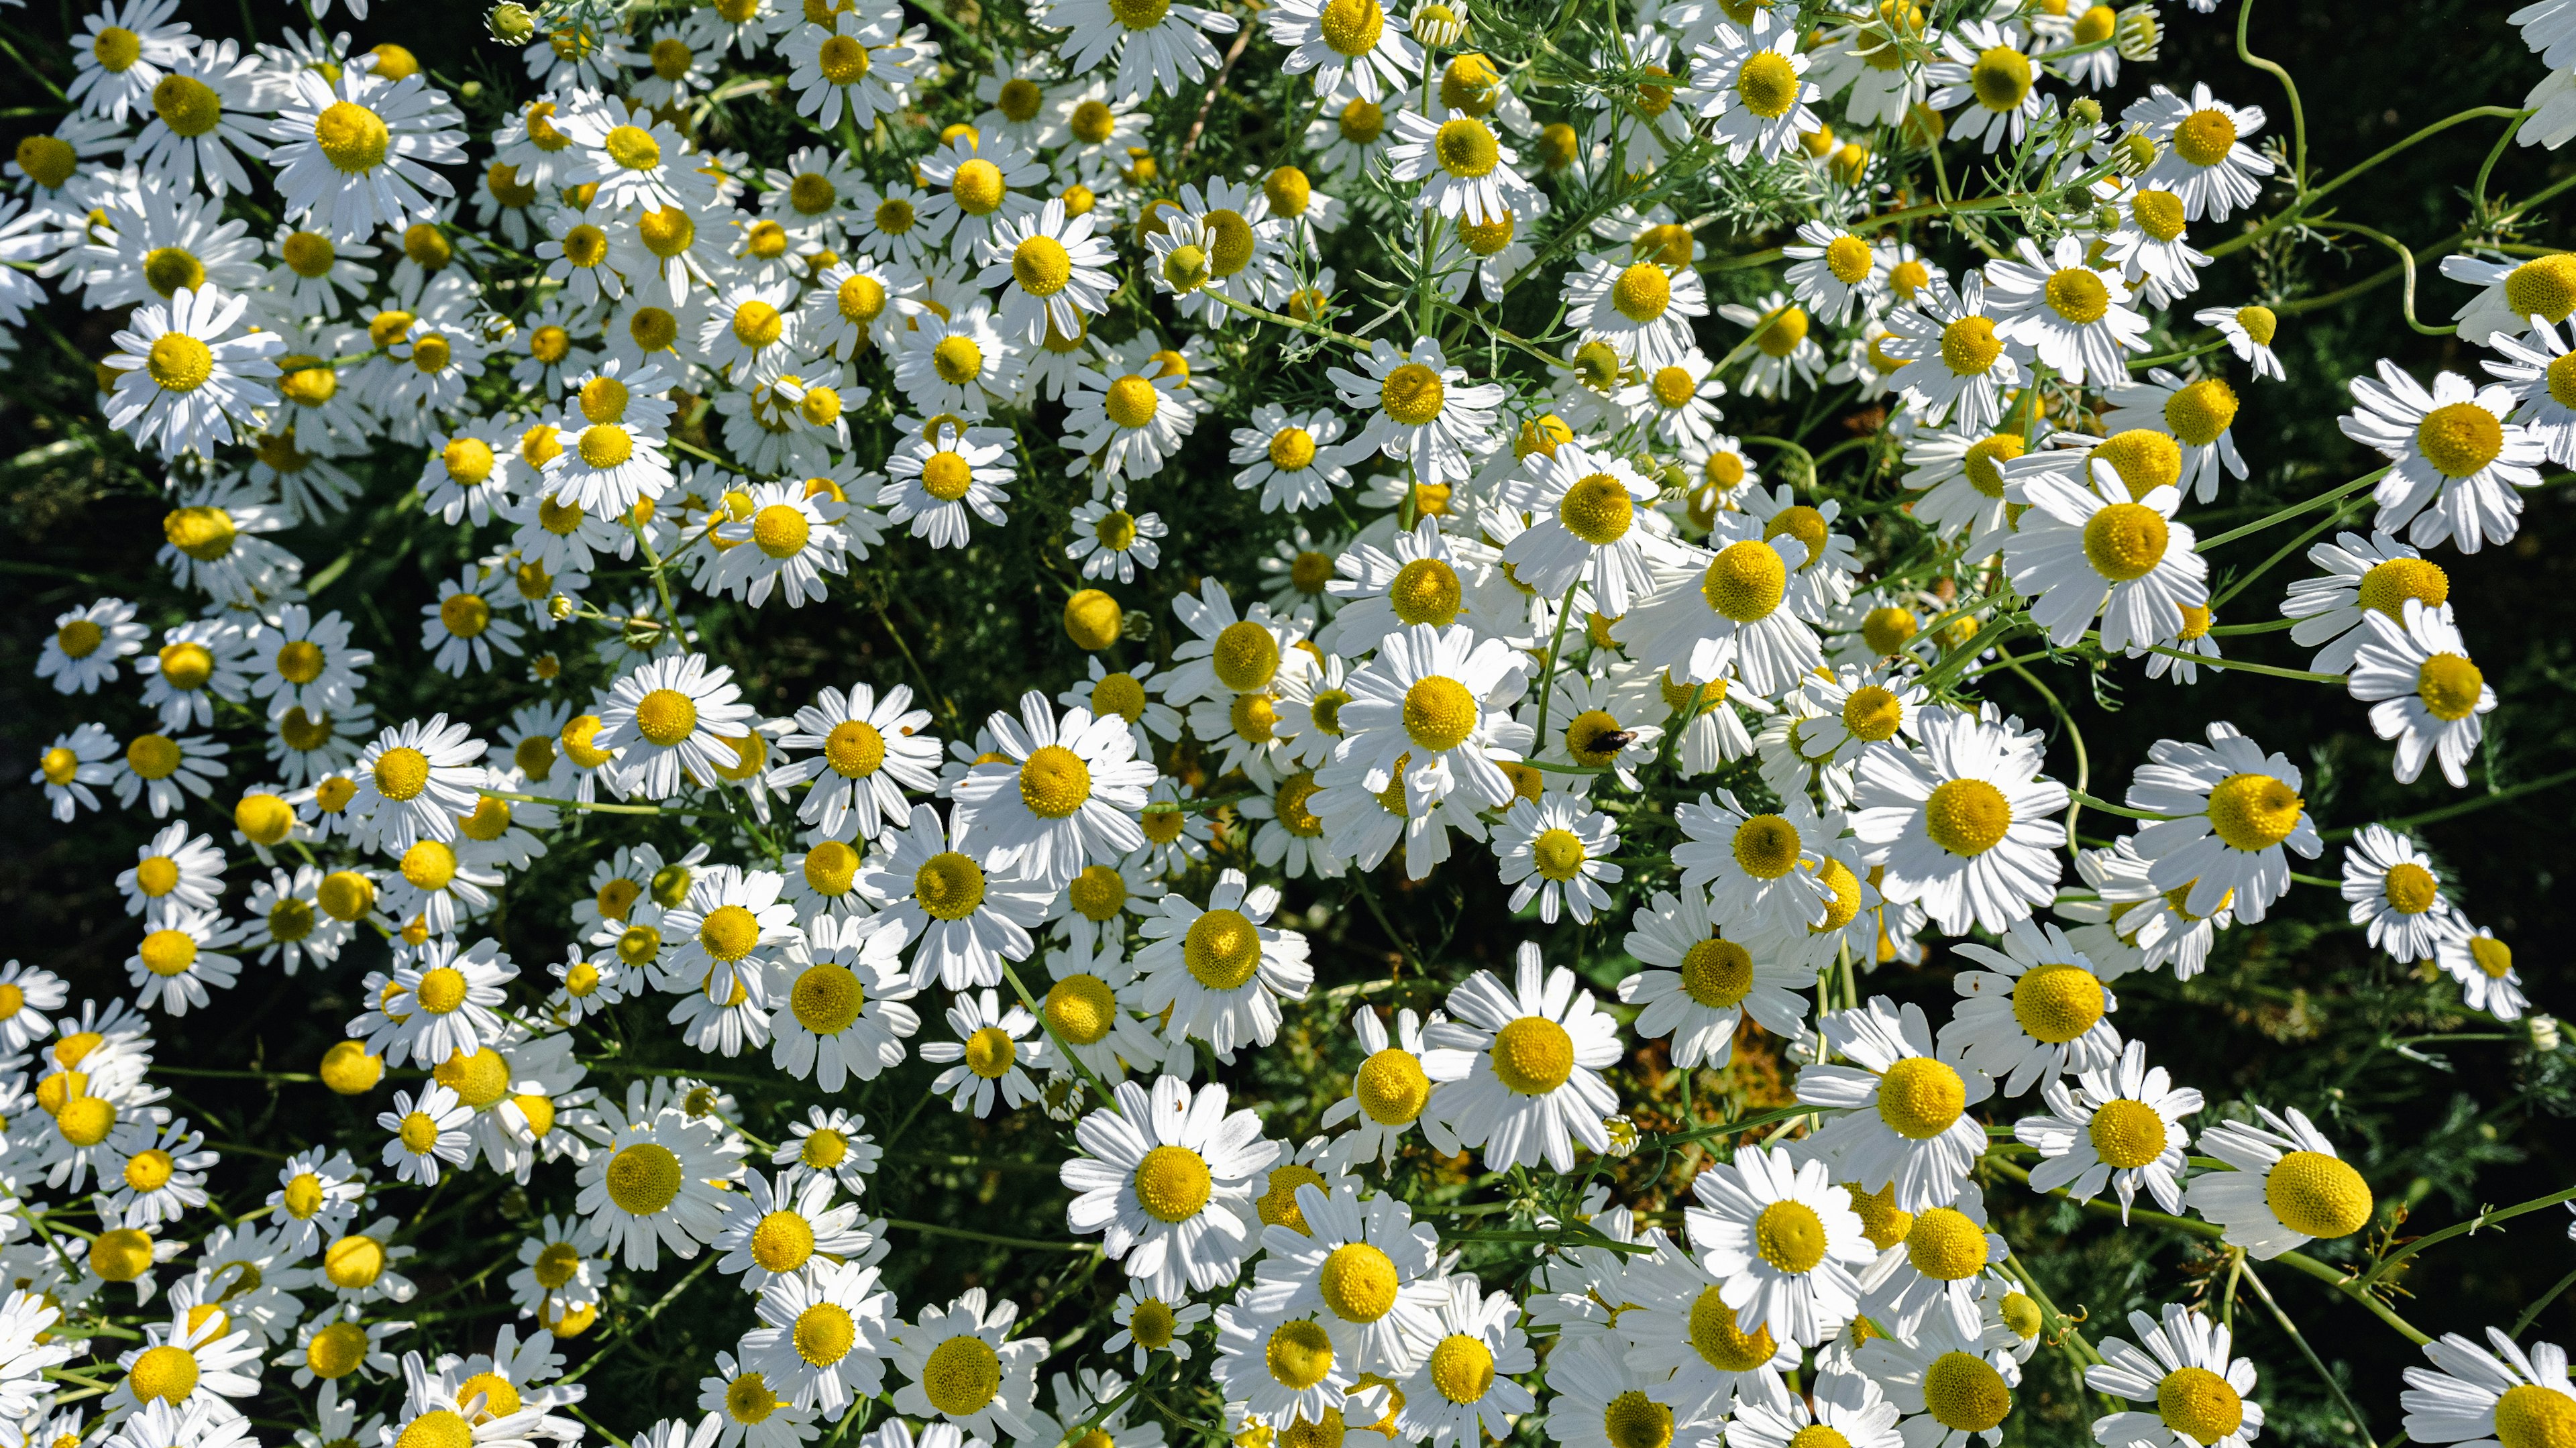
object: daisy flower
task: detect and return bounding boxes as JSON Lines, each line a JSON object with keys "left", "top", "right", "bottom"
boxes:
{"left": 2339, "top": 824, "right": 2468, "bottom": 962}
{"left": 2434, "top": 928, "right": 2529, "bottom": 1023}
{"left": 103, "top": 286, "right": 280, "bottom": 459}
{"left": 1130, "top": 869, "right": 1313, "bottom": 1061}
{"left": 1617, "top": 887, "right": 1811, "bottom": 1068}
{"left": 37, "top": 723, "right": 122, "bottom": 820}
{"left": 1851, "top": 1312, "right": 2021, "bottom": 1448}
{"left": 2198, "top": 302, "right": 2286, "bottom": 380}
{"left": 264, "top": 66, "right": 464, "bottom": 239}
{"left": 1265, "top": 0, "right": 1419, "bottom": 100}
{"left": 773, "top": 1105, "right": 882, "bottom": 1196}
{"left": 1421, "top": 943, "right": 1621, "bottom": 1172}
{"left": 117, "top": 821, "right": 227, "bottom": 925}
{"left": 1563, "top": 249, "right": 1709, "bottom": 370}
{"left": 101, "top": 1294, "right": 262, "bottom": 1423}
{"left": 69, "top": 0, "right": 193, "bottom": 121}
{"left": 1493, "top": 793, "right": 1623, "bottom": 924}
{"left": 1685, "top": 1141, "right": 1872, "bottom": 1346}
{"left": 2004, "top": 451, "right": 2207, "bottom": 653}
{"left": 739, "top": 1259, "right": 896, "bottom": 1414}
{"left": 572, "top": 1083, "right": 743, "bottom": 1270}
{"left": 264, "top": 1148, "right": 364, "bottom": 1252}
{"left": 857, "top": 803, "right": 1051, "bottom": 991}
{"left": 1799, "top": 997, "right": 1996, "bottom": 1211}
{"left": 2349, "top": 599, "right": 2496, "bottom": 788}
{"left": 890, "top": 1290, "right": 1044, "bottom": 1439}
{"left": 2086, "top": 1304, "right": 2265, "bottom": 1448}
{"left": 880, "top": 419, "right": 1016, "bottom": 548}
{"left": 2339, "top": 361, "right": 2546, "bottom": 553}
{"left": 2183, "top": 1105, "right": 2374, "bottom": 1260}
{"left": 1498, "top": 443, "right": 1663, "bottom": 614}
{"left": 2125, "top": 722, "right": 2321, "bottom": 924}
{"left": 2401, "top": 1328, "right": 2576, "bottom": 1448}
{"left": 1882, "top": 273, "right": 2021, "bottom": 435}
{"left": 2126, "top": 82, "right": 2275, "bottom": 222}
{"left": 594, "top": 653, "right": 756, "bottom": 800}
{"left": 1924, "top": 19, "right": 2043, "bottom": 152}
{"left": 2283, "top": 530, "right": 2454, "bottom": 673}
{"left": 1211, "top": 1300, "right": 1370, "bottom": 1432}
{"left": 377, "top": 1082, "right": 474, "bottom": 1186}
{"left": 1619, "top": 348, "right": 1728, "bottom": 447}
{"left": 1938, "top": 920, "right": 2120, "bottom": 1095}
{"left": 1690, "top": 12, "right": 1823, "bottom": 162}
{"left": 2015, "top": 1038, "right": 2201, "bottom": 1221}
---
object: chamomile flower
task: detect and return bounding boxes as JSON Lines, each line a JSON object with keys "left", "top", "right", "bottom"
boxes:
{"left": 117, "top": 822, "right": 227, "bottom": 924}
{"left": 265, "top": 66, "right": 464, "bottom": 239}
{"left": 1684, "top": 1141, "right": 1872, "bottom": 1346}
{"left": 264, "top": 1149, "right": 362, "bottom": 1252}
{"left": 1851, "top": 1311, "right": 2021, "bottom": 1448}
{"left": 573, "top": 1084, "right": 742, "bottom": 1270}
{"left": 858, "top": 803, "right": 1051, "bottom": 990}
{"left": 1493, "top": 794, "right": 1623, "bottom": 924}
{"left": 2015, "top": 1038, "right": 2201, "bottom": 1220}
{"left": 780, "top": 13, "right": 915, "bottom": 129}
{"left": 1882, "top": 274, "right": 2021, "bottom": 435}
{"left": 2125, "top": 723, "right": 2320, "bottom": 924}
{"left": 2339, "top": 824, "right": 2467, "bottom": 962}
{"left": 2004, "top": 451, "right": 2206, "bottom": 652}
{"left": 39, "top": 598, "right": 149, "bottom": 695}
{"left": 739, "top": 1258, "right": 896, "bottom": 1414}
{"left": 2126, "top": 83, "right": 2275, "bottom": 222}
{"left": 1986, "top": 237, "right": 2148, "bottom": 387}
{"left": 2086, "top": 1304, "right": 2265, "bottom": 1448}
{"left": 1419, "top": 944, "right": 1621, "bottom": 1172}
{"left": 1617, "top": 887, "right": 1813, "bottom": 1068}
{"left": 377, "top": 1082, "right": 473, "bottom": 1186}
{"left": 2184, "top": 1105, "right": 2374, "bottom": 1260}
{"left": 1925, "top": 20, "right": 2043, "bottom": 152}
{"left": 1854, "top": 1184, "right": 2008, "bottom": 1341}
{"left": 953, "top": 691, "right": 1157, "bottom": 887}
{"left": 2402, "top": 1329, "right": 2576, "bottom": 1448}
{"left": 595, "top": 654, "right": 756, "bottom": 800}
{"left": 103, "top": 286, "right": 280, "bottom": 459}
{"left": 126, "top": 904, "right": 244, "bottom": 1015}
{"left": 1131, "top": 869, "right": 1313, "bottom": 1061}
{"left": 2349, "top": 599, "right": 2496, "bottom": 789}
{"left": 1618, "top": 512, "right": 1821, "bottom": 695}
{"left": 889, "top": 1290, "right": 1044, "bottom": 1439}
{"left": 1731, "top": 1368, "right": 1904, "bottom": 1448}
{"left": 1691, "top": 12, "right": 1823, "bottom": 162}
{"left": 1799, "top": 997, "right": 1996, "bottom": 1211}
{"left": 1499, "top": 443, "right": 1663, "bottom": 614}
{"left": 1038, "top": 0, "right": 1241, "bottom": 101}
{"left": 2434, "top": 929, "right": 2529, "bottom": 1023}
{"left": 2340, "top": 361, "right": 2546, "bottom": 553}
{"left": 1939, "top": 921, "right": 2121, "bottom": 1095}
{"left": 111, "top": 730, "right": 227, "bottom": 819}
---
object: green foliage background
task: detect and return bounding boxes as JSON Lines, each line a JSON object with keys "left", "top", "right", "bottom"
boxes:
{"left": 1, "top": 0, "right": 2573, "bottom": 1443}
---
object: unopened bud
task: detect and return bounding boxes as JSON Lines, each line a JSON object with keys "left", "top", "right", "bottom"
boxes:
{"left": 487, "top": 2, "right": 536, "bottom": 42}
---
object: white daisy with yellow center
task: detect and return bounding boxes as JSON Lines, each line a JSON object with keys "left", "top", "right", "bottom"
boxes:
{"left": 1617, "top": 885, "right": 1815, "bottom": 1070}
{"left": 739, "top": 1257, "right": 896, "bottom": 1413}
{"left": 1939, "top": 919, "right": 2123, "bottom": 1095}
{"left": 2086, "top": 1303, "right": 2266, "bottom": 1448}
{"left": 1798, "top": 997, "right": 1998, "bottom": 1212}
{"left": 571, "top": 1086, "right": 743, "bottom": 1270}
{"left": 890, "top": 1289, "right": 1046, "bottom": 1439}
{"left": 712, "top": 1166, "right": 874, "bottom": 1288}
{"left": 2348, "top": 598, "right": 2496, "bottom": 791}
{"left": 2013, "top": 1038, "right": 2202, "bottom": 1221}
{"left": 2125, "top": 721, "right": 2320, "bottom": 926}
{"left": 857, "top": 802, "right": 1053, "bottom": 991}
{"left": 1420, "top": 944, "right": 1621, "bottom": 1172}
{"left": 2183, "top": 1103, "right": 2375, "bottom": 1260}
{"left": 1684, "top": 1141, "right": 1873, "bottom": 1346}
{"left": 1130, "top": 868, "right": 1313, "bottom": 1061}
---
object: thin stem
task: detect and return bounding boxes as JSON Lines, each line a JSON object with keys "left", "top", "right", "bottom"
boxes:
{"left": 881, "top": 1217, "right": 1097, "bottom": 1253}
{"left": 2512, "top": 1265, "right": 2576, "bottom": 1338}
{"left": 2067, "top": 790, "right": 2174, "bottom": 822}
{"left": 2239, "top": 1262, "right": 2375, "bottom": 1447}
{"left": 2321, "top": 767, "right": 2576, "bottom": 842}
{"left": 2195, "top": 469, "right": 2387, "bottom": 551}
{"left": 2356, "top": 1184, "right": 2576, "bottom": 1289}
{"left": 1529, "top": 584, "right": 1581, "bottom": 745}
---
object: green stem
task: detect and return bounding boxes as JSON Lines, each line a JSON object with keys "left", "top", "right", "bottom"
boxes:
{"left": 2355, "top": 1183, "right": 2576, "bottom": 1289}
{"left": 1529, "top": 585, "right": 1582, "bottom": 746}
{"left": 2512, "top": 1265, "right": 2576, "bottom": 1338}
{"left": 2239, "top": 1262, "right": 2376, "bottom": 1447}
{"left": 2320, "top": 767, "right": 2576, "bottom": 842}
{"left": 2194, "top": 469, "right": 2387, "bottom": 551}
{"left": 881, "top": 1217, "right": 1096, "bottom": 1253}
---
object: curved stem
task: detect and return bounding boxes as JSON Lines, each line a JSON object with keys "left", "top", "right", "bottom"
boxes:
{"left": 2236, "top": 0, "right": 2308, "bottom": 192}
{"left": 2194, "top": 469, "right": 2388, "bottom": 550}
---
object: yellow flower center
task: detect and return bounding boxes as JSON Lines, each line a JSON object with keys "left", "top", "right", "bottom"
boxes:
{"left": 1688, "top": 1284, "right": 1778, "bottom": 1369}
{"left": 1489, "top": 1015, "right": 1575, "bottom": 1095}
{"left": 921, "top": 1335, "right": 1002, "bottom": 1415}
{"left": 1754, "top": 1198, "right": 1827, "bottom": 1272}
{"left": 1267, "top": 1318, "right": 1335, "bottom": 1388}
{"left": 1700, "top": 540, "right": 1786, "bottom": 622}
{"left": 1185, "top": 907, "right": 1263, "bottom": 989}
{"left": 1904, "top": 1206, "right": 1988, "bottom": 1280}
{"left": 314, "top": 101, "right": 390, "bottom": 172}
{"left": 604, "top": 1142, "right": 684, "bottom": 1215}
{"left": 2416, "top": 402, "right": 2504, "bottom": 478}
{"left": 1401, "top": 675, "right": 1479, "bottom": 752}
{"left": 1434, "top": 117, "right": 1499, "bottom": 177}
{"left": 2263, "top": 1150, "right": 2371, "bottom": 1239}
{"left": 2171, "top": 108, "right": 2238, "bottom": 168}
{"left": 1379, "top": 363, "right": 1447, "bottom": 425}
{"left": 2012, "top": 962, "right": 2106, "bottom": 1043}
{"left": 1603, "top": 1392, "right": 1673, "bottom": 1448}
{"left": 1969, "top": 46, "right": 2031, "bottom": 111}
{"left": 1737, "top": 50, "right": 1803, "bottom": 118}
{"left": 949, "top": 158, "right": 1005, "bottom": 215}
{"left": 2206, "top": 772, "right": 2303, "bottom": 852}
{"left": 1319, "top": 1242, "right": 1399, "bottom": 1322}
{"left": 2155, "top": 1367, "right": 2245, "bottom": 1445}
{"left": 2088, "top": 1097, "right": 2169, "bottom": 1170}
{"left": 1922, "top": 1352, "right": 2012, "bottom": 1432}
{"left": 912, "top": 851, "right": 986, "bottom": 921}
{"left": 1876, "top": 1055, "right": 1967, "bottom": 1139}
{"left": 792, "top": 1302, "right": 854, "bottom": 1366}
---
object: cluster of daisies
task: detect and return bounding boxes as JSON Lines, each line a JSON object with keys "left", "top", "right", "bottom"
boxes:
{"left": 9, "top": 0, "right": 2575, "bottom": 1447}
